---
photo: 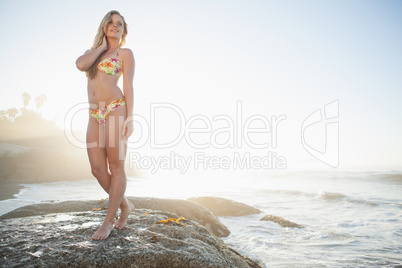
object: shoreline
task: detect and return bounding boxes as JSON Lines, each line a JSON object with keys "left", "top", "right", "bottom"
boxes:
{"left": 0, "top": 183, "right": 24, "bottom": 201}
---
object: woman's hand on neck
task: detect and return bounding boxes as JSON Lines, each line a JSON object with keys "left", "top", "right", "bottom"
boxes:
{"left": 100, "top": 36, "right": 108, "bottom": 52}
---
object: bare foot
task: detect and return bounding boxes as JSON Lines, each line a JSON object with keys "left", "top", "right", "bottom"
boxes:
{"left": 115, "top": 200, "right": 134, "bottom": 230}
{"left": 92, "top": 221, "right": 114, "bottom": 240}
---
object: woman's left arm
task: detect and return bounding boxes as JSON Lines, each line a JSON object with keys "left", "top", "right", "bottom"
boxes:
{"left": 122, "top": 48, "right": 135, "bottom": 140}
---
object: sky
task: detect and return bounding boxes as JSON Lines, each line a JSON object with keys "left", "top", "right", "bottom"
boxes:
{"left": 0, "top": 0, "right": 401, "bottom": 172}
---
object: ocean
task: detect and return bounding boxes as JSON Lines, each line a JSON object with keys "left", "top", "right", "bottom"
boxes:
{"left": 1, "top": 170, "right": 401, "bottom": 267}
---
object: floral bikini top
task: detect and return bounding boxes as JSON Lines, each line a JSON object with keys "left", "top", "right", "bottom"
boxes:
{"left": 97, "top": 48, "right": 122, "bottom": 76}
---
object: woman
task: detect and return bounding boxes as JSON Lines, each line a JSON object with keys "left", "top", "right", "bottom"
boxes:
{"left": 75, "top": 10, "right": 135, "bottom": 240}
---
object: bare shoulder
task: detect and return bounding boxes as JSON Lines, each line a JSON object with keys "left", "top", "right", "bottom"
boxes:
{"left": 84, "top": 49, "right": 92, "bottom": 55}
{"left": 120, "top": 48, "right": 135, "bottom": 58}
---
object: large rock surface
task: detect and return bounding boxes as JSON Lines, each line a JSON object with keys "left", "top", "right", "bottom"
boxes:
{"left": 0, "top": 209, "right": 261, "bottom": 268}
{"left": 188, "top": 196, "right": 262, "bottom": 217}
{"left": 0, "top": 197, "right": 230, "bottom": 237}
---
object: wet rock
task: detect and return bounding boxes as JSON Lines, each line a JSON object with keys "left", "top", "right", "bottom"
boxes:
{"left": 0, "top": 209, "right": 261, "bottom": 268}
{"left": 260, "top": 215, "right": 303, "bottom": 228}
{"left": 0, "top": 196, "right": 230, "bottom": 237}
{"left": 188, "top": 197, "right": 262, "bottom": 217}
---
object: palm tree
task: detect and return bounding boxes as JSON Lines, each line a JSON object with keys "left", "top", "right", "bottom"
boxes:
{"left": 22, "top": 92, "right": 31, "bottom": 108}
{"left": 35, "top": 94, "right": 47, "bottom": 114}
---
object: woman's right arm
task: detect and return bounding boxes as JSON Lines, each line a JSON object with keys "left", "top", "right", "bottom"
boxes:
{"left": 75, "top": 38, "right": 107, "bottom": 72}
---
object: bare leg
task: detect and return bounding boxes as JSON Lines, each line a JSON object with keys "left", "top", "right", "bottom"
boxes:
{"left": 86, "top": 137, "right": 133, "bottom": 216}
{"left": 86, "top": 113, "right": 133, "bottom": 240}
{"left": 104, "top": 107, "right": 134, "bottom": 232}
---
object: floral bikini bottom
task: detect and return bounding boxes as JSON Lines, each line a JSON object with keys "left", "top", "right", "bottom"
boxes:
{"left": 89, "top": 98, "right": 126, "bottom": 124}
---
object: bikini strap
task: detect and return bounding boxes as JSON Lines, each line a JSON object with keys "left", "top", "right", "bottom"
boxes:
{"left": 117, "top": 48, "right": 119, "bottom": 57}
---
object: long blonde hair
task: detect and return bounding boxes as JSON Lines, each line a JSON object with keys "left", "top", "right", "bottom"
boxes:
{"left": 86, "top": 10, "right": 128, "bottom": 79}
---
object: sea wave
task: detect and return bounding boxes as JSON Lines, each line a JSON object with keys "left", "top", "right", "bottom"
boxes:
{"left": 317, "top": 191, "right": 379, "bottom": 206}
{"left": 339, "top": 171, "right": 402, "bottom": 184}
{"left": 376, "top": 173, "right": 402, "bottom": 184}
{"left": 257, "top": 189, "right": 379, "bottom": 206}
{"left": 257, "top": 189, "right": 310, "bottom": 197}
{"left": 317, "top": 191, "right": 346, "bottom": 201}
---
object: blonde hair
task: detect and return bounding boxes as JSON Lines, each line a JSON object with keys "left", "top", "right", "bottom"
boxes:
{"left": 86, "top": 10, "right": 128, "bottom": 79}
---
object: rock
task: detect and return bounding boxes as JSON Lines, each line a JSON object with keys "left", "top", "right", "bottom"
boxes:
{"left": 0, "top": 209, "right": 262, "bottom": 268}
{"left": 0, "top": 196, "right": 230, "bottom": 237}
{"left": 188, "top": 197, "right": 262, "bottom": 217}
{"left": 260, "top": 215, "right": 303, "bottom": 228}
{"left": 0, "top": 200, "right": 103, "bottom": 219}
{"left": 129, "top": 197, "right": 230, "bottom": 237}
